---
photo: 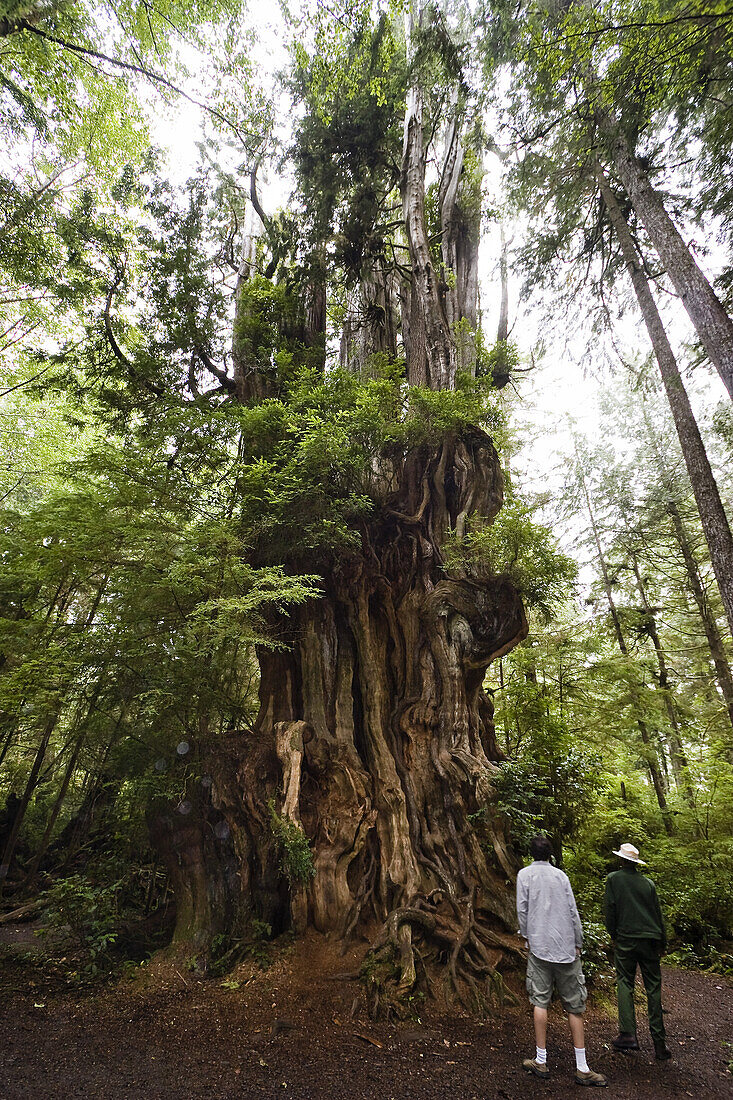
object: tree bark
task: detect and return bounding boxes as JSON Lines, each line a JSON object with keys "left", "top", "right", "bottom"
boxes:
{"left": 156, "top": 4, "right": 528, "bottom": 1007}
{"left": 339, "top": 259, "right": 399, "bottom": 374}
{"left": 629, "top": 552, "right": 695, "bottom": 804}
{"left": 666, "top": 500, "right": 733, "bottom": 759}
{"left": 147, "top": 783, "right": 240, "bottom": 955}
{"left": 211, "top": 429, "right": 528, "bottom": 1010}
{"left": 592, "top": 112, "right": 733, "bottom": 402}
{"left": 401, "top": 82, "right": 456, "bottom": 388}
{"left": 577, "top": 462, "right": 673, "bottom": 832}
{"left": 0, "top": 712, "right": 58, "bottom": 892}
{"left": 596, "top": 164, "right": 733, "bottom": 644}
{"left": 439, "top": 113, "right": 480, "bottom": 376}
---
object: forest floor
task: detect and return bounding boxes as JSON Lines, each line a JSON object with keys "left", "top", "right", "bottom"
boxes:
{"left": 0, "top": 923, "right": 731, "bottom": 1100}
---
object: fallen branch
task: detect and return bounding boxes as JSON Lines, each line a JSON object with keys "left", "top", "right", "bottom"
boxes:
{"left": 0, "top": 899, "right": 43, "bottom": 924}
{"left": 353, "top": 1032, "right": 383, "bottom": 1049}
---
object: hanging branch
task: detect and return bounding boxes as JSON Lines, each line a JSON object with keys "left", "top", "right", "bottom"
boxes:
{"left": 104, "top": 262, "right": 165, "bottom": 397}
{"left": 16, "top": 20, "right": 259, "bottom": 146}
{"left": 0, "top": 366, "right": 50, "bottom": 397}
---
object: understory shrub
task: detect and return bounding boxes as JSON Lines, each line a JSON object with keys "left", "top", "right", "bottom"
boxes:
{"left": 40, "top": 873, "right": 121, "bottom": 975}
{"left": 268, "top": 800, "right": 315, "bottom": 885}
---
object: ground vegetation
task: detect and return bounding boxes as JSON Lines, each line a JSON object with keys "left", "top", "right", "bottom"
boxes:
{"left": 0, "top": 0, "right": 731, "bottom": 1047}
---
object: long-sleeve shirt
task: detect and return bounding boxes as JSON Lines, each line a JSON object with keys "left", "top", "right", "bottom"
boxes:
{"left": 516, "top": 859, "right": 584, "bottom": 964}
{"left": 604, "top": 863, "right": 667, "bottom": 950}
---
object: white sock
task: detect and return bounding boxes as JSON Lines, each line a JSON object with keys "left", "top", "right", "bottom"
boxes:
{"left": 535, "top": 1046, "right": 547, "bottom": 1065}
{"left": 575, "top": 1047, "right": 590, "bottom": 1073}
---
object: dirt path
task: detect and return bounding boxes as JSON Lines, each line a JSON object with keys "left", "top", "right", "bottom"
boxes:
{"left": 1, "top": 931, "right": 731, "bottom": 1099}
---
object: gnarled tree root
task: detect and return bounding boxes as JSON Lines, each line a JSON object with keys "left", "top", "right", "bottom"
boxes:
{"left": 361, "top": 891, "right": 523, "bottom": 1019}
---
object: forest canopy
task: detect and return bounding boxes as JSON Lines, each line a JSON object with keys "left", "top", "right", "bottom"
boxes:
{"left": 0, "top": 0, "right": 731, "bottom": 1010}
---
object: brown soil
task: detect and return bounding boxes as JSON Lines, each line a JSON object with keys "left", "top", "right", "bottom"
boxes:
{"left": 1, "top": 927, "right": 731, "bottom": 1099}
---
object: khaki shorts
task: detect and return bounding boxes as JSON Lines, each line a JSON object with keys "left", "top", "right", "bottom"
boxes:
{"left": 526, "top": 951, "right": 587, "bottom": 1015}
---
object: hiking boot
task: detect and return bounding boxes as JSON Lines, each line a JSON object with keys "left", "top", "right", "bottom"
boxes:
{"left": 612, "top": 1032, "right": 640, "bottom": 1051}
{"left": 522, "top": 1057, "right": 550, "bottom": 1079}
{"left": 654, "top": 1043, "right": 672, "bottom": 1061}
{"left": 576, "top": 1069, "right": 608, "bottom": 1087}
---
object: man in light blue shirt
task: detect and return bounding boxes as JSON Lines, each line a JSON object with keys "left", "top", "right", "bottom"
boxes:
{"left": 517, "top": 835, "right": 607, "bottom": 1087}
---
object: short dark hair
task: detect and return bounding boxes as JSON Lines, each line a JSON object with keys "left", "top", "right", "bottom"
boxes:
{"left": 530, "top": 835, "right": 554, "bottom": 861}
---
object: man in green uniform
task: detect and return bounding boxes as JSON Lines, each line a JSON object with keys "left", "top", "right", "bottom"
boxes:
{"left": 604, "top": 842, "right": 671, "bottom": 1061}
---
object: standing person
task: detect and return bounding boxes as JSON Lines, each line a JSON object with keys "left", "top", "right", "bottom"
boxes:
{"left": 517, "top": 834, "right": 607, "bottom": 1087}
{"left": 604, "top": 842, "right": 671, "bottom": 1060}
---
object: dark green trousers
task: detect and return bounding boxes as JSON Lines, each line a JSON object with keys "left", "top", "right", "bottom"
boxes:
{"left": 614, "top": 937, "right": 665, "bottom": 1044}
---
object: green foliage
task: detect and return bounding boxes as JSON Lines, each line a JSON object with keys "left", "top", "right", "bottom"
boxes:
{"left": 243, "top": 918, "right": 276, "bottom": 969}
{"left": 565, "top": 814, "right": 733, "bottom": 972}
{"left": 268, "top": 800, "right": 315, "bottom": 886}
{"left": 40, "top": 873, "right": 120, "bottom": 974}
{"left": 290, "top": 10, "right": 405, "bottom": 276}
{"left": 0, "top": 0, "right": 260, "bottom": 389}
{"left": 577, "top": 917, "right": 612, "bottom": 984}
{"left": 233, "top": 276, "right": 302, "bottom": 376}
{"left": 476, "top": 337, "right": 520, "bottom": 385}
{"left": 209, "top": 917, "right": 275, "bottom": 974}
{"left": 443, "top": 496, "right": 577, "bottom": 618}
{"left": 493, "top": 705, "right": 607, "bottom": 857}
{"left": 650, "top": 828, "right": 733, "bottom": 958}
{"left": 173, "top": 363, "right": 503, "bottom": 569}
{"left": 712, "top": 399, "right": 733, "bottom": 453}
{"left": 0, "top": 399, "right": 325, "bottom": 882}
{"left": 359, "top": 940, "right": 400, "bottom": 991}
{"left": 0, "top": 387, "right": 92, "bottom": 508}
{"left": 406, "top": 371, "right": 505, "bottom": 443}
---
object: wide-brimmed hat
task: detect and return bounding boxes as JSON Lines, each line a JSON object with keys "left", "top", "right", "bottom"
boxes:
{"left": 613, "top": 843, "right": 646, "bottom": 864}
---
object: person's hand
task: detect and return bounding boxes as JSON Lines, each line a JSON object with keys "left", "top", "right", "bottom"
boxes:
{"left": 575, "top": 945, "right": 581, "bottom": 958}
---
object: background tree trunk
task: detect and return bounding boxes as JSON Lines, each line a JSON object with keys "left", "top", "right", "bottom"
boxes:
{"left": 577, "top": 459, "right": 673, "bottom": 832}
{"left": 0, "top": 713, "right": 58, "bottom": 892}
{"left": 666, "top": 500, "right": 733, "bottom": 760}
{"left": 596, "top": 165, "right": 733, "bottom": 643}
{"left": 629, "top": 553, "right": 695, "bottom": 803}
{"left": 591, "top": 109, "right": 733, "bottom": 401}
{"left": 401, "top": 81, "right": 456, "bottom": 389}
{"left": 440, "top": 114, "right": 480, "bottom": 375}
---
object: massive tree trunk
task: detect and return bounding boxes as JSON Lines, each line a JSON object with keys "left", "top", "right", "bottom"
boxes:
{"left": 151, "top": 5, "right": 528, "bottom": 1010}
{"left": 596, "top": 165, "right": 733, "bottom": 643}
{"left": 401, "top": 68, "right": 456, "bottom": 388}
{"left": 147, "top": 782, "right": 240, "bottom": 956}
{"left": 212, "top": 427, "right": 528, "bottom": 1009}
